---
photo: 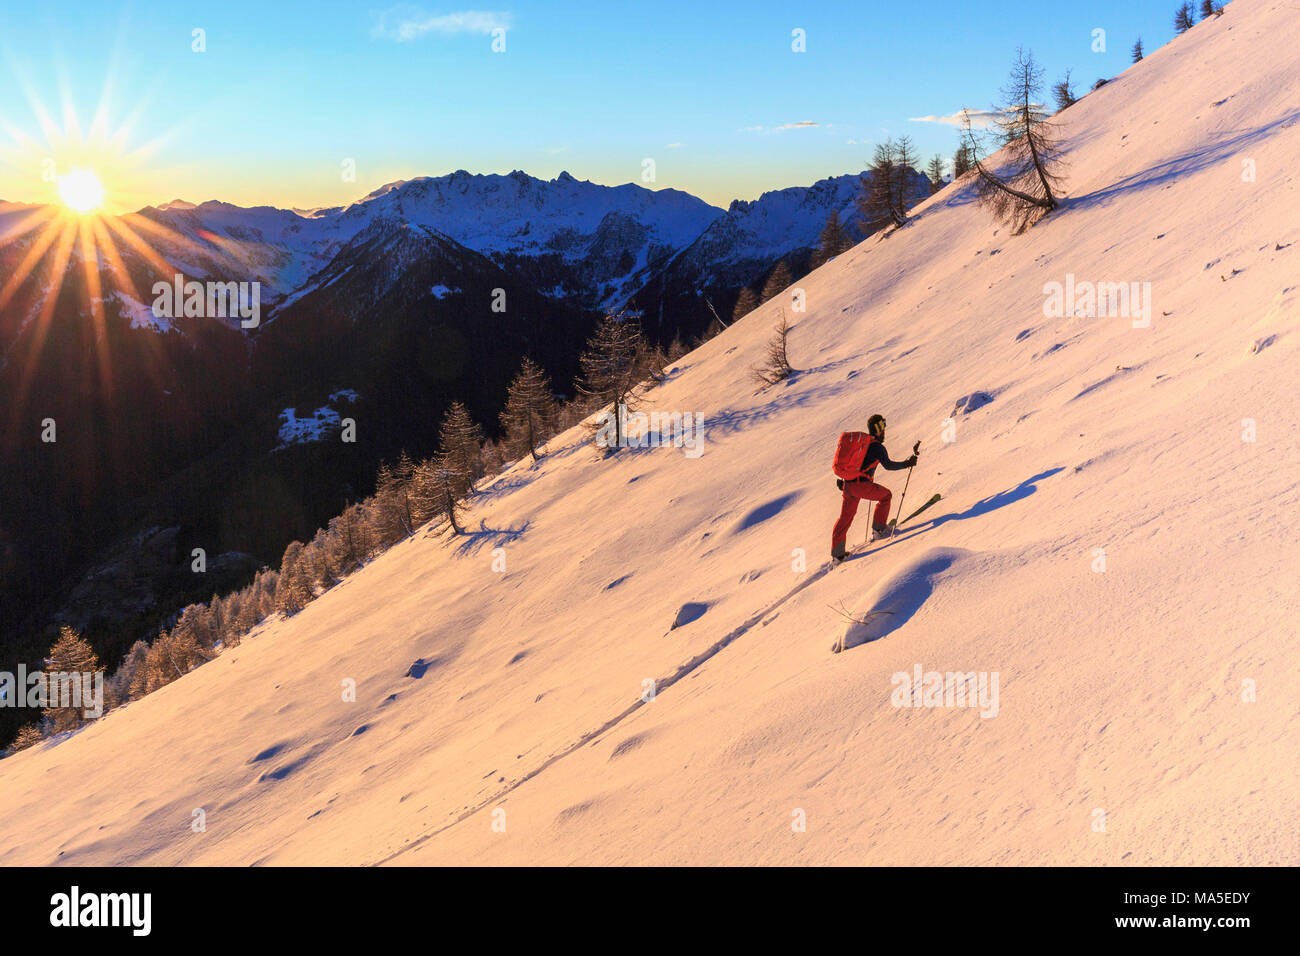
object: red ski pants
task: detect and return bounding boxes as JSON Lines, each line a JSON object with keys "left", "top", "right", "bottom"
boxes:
{"left": 832, "top": 479, "right": 892, "bottom": 549}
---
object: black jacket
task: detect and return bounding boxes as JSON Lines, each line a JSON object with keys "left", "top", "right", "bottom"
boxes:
{"left": 861, "top": 441, "right": 912, "bottom": 474}
{"left": 836, "top": 442, "right": 914, "bottom": 489}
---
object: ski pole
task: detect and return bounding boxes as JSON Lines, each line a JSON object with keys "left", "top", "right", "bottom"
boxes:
{"left": 891, "top": 440, "right": 921, "bottom": 537}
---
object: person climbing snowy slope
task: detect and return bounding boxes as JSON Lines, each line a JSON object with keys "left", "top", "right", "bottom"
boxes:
{"left": 830, "top": 414, "right": 918, "bottom": 561}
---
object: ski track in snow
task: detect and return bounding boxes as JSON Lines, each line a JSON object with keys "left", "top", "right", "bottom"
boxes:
{"left": 372, "top": 541, "right": 869, "bottom": 864}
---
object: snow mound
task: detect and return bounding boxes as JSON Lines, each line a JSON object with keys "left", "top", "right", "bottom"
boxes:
{"left": 832, "top": 547, "right": 970, "bottom": 653}
{"left": 670, "top": 602, "right": 710, "bottom": 630}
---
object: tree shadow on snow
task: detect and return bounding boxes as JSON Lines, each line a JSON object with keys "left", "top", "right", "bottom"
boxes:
{"left": 709, "top": 378, "right": 854, "bottom": 442}
{"left": 452, "top": 519, "right": 531, "bottom": 557}
{"left": 1071, "top": 108, "right": 1300, "bottom": 209}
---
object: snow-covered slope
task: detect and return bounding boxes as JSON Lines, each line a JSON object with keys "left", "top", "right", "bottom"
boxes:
{"left": 1, "top": 0, "right": 1296, "bottom": 866}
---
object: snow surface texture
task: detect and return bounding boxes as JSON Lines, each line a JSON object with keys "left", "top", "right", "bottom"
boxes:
{"left": 1, "top": 0, "right": 1296, "bottom": 865}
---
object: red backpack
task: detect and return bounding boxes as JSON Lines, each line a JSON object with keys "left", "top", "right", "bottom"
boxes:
{"left": 832, "top": 431, "right": 876, "bottom": 480}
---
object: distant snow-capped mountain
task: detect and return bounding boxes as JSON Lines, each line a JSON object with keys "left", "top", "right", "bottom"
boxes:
{"left": 625, "top": 169, "right": 929, "bottom": 337}
{"left": 3, "top": 168, "right": 908, "bottom": 343}
{"left": 141, "top": 170, "right": 724, "bottom": 311}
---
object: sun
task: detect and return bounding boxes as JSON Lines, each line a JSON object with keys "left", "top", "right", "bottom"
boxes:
{"left": 0, "top": 62, "right": 222, "bottom": 408}
{"left": 57, "top": 168, "right": 106, "bottom": 214}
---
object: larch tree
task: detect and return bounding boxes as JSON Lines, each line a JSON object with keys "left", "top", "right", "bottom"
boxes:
{"left": 215, "top": 592, "right": 242, "bottom": 649}
{"left": 194, "top": 602, "right": 219, "bottom": 652}
{"left": 372, "top": 453, "right": 417, "bottom": 543}
{"left": 325, "top": 509, "right": 364, "bottom": 577}
{"left": 575, "top": 314, "right": 650, "bottom": 449}
{"left": 857, "top": 136, "right": 918, "bottom": 232}
{"left": 953, "top": 142, "right": 976, "bottom": 179}
{"left": 962, "top": 48, "right": 1065, "bottom": 235}
{"left": 926, "top": 154, "right": 946, "bottom": 193}
{"left": 307, "top": 528, "right": 340, "bottom": 590}
{"left": 752, "top": 309, "right": 796, "bottom": 386}
{"left": 172, "top": 604, "right": 216, "bottom": 659}
{"left": 500, "top": 357, "right": 558, "bottom": 464}
{"left": 1175, "top": 3, "right": 1196, "bottom": 33}
{"left": 438, "top": 401, "right": 484, "bottom": 498}
{"left": 108, "top": 639, "right": 150, "bottom": 706}
{"left": 233, "top": 582, "right": 262, "bottom": 635}
{"left": 1052, "top": 69, "right": 1076, "bottom": 111}
{"left": 811, "top": 210, "right": 853, "bottom": 269}
{"left": 760, "top": 260, "right": 794, "bottom": 304}
{"left": 43, "top": 626, "right": 101, "bottom": 734}
{"left": 732, "top": 286, "right": 761, "bottom": 323}
{"left": 257, "top": 569, "right": 280, "bottom": 620}
{"left": 142, "top": 633, "right": 177, "bottom": 694}
{"left": 857, "top": 140, "right": 900, "bottom": 231}
{"left": 275, "top": 541, "right": 314, "bottom": 616}
{"left": 1131, "top": 37, "right": 1144, "bottom": 62}
{"left": 140, "top": 623, "right": 207, "bottom": 696}
{"left": 414, "top": 453, "right": 465, "bottom": 536}
{"left": 7, "top": 723, "right": 44, "bottom": 754}
{"left": 166, "top": 621, "right": 209, "bottom": 676}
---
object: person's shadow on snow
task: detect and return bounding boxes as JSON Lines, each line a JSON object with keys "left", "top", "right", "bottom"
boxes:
{"left": 894, "top": 467, "right": 1065, "bottom": 543}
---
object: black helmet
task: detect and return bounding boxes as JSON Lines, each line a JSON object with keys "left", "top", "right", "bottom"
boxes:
{"left": 867, "top": 414, "right": 886, "bottom": 438}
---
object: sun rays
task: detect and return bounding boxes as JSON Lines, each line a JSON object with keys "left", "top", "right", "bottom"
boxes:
{"left": 0, "top": 58, "right": 254, "bottom": 414}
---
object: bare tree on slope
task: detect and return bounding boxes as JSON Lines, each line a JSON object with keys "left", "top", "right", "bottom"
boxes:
{"left": 962, "top": 48, "right": 1065, "bottom": 235}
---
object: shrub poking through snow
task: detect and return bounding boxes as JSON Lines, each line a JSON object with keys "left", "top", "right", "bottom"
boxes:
{"left": 1053, "top": 69, "right": 1076, "bottom": 112}
{"left": 752, "top": 309, "right": 795, "bottom": 386}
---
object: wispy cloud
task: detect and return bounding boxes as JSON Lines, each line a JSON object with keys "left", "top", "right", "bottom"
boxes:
{"left": 372, "top": 7, "right": 512, "bottom": 41}
{"left": 909, "top": 109, "right": 1002, "bottom": 128}
{"left": 666, "top": 142, "right": 684, "bottom": 149}
{"left": 741, "top": 120, "right": 821, "bottom": 135}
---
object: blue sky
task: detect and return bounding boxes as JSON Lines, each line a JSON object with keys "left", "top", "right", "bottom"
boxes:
{"left": 0, "top": 0, "right": 1194, "bottom": 211}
